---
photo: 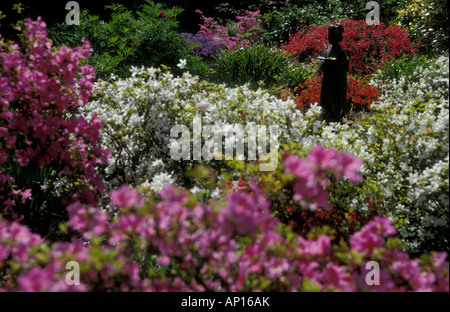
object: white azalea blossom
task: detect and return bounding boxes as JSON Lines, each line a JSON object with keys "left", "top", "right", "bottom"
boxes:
{"left": 149, "top": 172, "right": 176, "bottom": 194}
{"left": 177, "top": 59, "right": 187, "bottom": 69}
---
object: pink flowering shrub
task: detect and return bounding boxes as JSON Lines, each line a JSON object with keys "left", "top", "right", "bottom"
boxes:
{"left": 284, "top": 144, "right": 363, "bottom": 211}
{"left": 0, "top": 18, "right": 109, "bottom": 234}
{"left": 195, "top": 9, "right": 262, "bottom": 50}
{"left": 0, "top": 145, "right": 447, "bottom": 292}
{"left": 0, "top": 216, "right": 140, "bottom": 291}
{"left": 225, "top": 144, "right": 379, "bottom": 243}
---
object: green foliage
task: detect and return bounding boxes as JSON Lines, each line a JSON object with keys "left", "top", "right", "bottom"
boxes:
{"left": 396, "top": 0, "right": 449, "bottom": 55}
{"left": 259, "top": 1, "right": 346, "bottom": 46}
{"left": 211, "top": 44, "right": 312, "bottom": 90}
{"left": 4, "top": 159, "right": 66, "bottom": 237}
{"left": 335, "top": 0, "right": 408, "bottom": 23}
{"left": 215, "top": 0, "right": 292, "bottom": 17}
{"left": 371, "top": 54, "right": 436, "bottom": 90}
{"left": 48, "top": 0, "right": 208, "bottom": 79}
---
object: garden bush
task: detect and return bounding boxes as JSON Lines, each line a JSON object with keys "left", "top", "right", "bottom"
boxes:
{"left": 281, "top": 18, "right": 415, "bottom": 76}
{"left": 194, "top": 9, "right": 262, "bottom": 50}
{"left": 396, "top": 0, "right": 449, "bottom": 55}
{"left": 0, "top": 17, "right": 108, "bottom": 237}
{"left": 365, "top": 54, "right": 449, "bottom": 253}
{"left": 48, "top": 1, "right": 208, "bottom": 79}
{"left": 180, "top": 33, "right": 226, "bottom": 58}
{"left": 211, "top": 44, "right": 312, "bottom": 90}
{"left": 259, "top": 0, "right": 346, "bottom": 46}
{"left": 372, "top": 54, "right": 430, "bottom": 82}
{"left": 81, "top": 64, "right": 306, "bottom": 192}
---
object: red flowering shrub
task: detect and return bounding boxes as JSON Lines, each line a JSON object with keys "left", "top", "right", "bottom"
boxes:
{"left": 282, "top": 18, "right": 415, "bottom": 76}
{"left": 0, "top": 18, "right": 109, "bottom": 234}
{"left": 294, "top": 73, "right": 322, "bottom": 111}
{"left": 294, "top": 73, "right": 379, "bottom": 112}
{"left": 347, "top": 76, "right": 380, "bottom": 111}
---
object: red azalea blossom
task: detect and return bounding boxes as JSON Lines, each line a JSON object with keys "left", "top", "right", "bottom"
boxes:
{"left": 282, "top": 18, "right": 415, "bottom": 76}
{"left": 294, "top": 73, "right": 379, "bottom": 112}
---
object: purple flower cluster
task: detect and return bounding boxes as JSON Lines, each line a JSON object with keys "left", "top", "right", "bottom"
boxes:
{"left": 0, "top": 219, "right": 42, "bottom": 265}
{"left": 194, "top": 9, "right": 262, "bottom": 50}
{"left": 180, "top": 33, "right": 226, "bottom": 57}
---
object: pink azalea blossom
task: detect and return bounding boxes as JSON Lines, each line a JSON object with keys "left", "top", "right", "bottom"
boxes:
{"left": 350, "top": 216, "right": 397, "bottom": 253}
{"left": 110, "top": 185, "right": 144, "bottom": 209}
{"left": 18, "top": 267, "right": 53, "bottom": 292}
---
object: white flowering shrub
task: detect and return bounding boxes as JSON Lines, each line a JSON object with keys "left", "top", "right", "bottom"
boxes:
{"left": 82, "top": 66, "right": 316, "bottom": 192}
{"left": 314, "top": 55, "right": 449, "bottom": 253}
{"left": 360, "top": 55, "right": 449, "bottom": 253}
{"left": 83, "top": 55, "right": 448, "bottom": 254}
